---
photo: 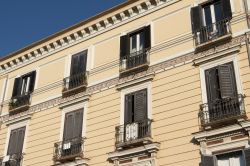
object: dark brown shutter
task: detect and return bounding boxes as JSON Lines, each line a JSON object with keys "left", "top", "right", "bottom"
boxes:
{"left": 144, "top": 25, "right": 151, "bottom": 50}
{"left": 120, "top": 35, "right": 128, "bottom": 58}
{"left": 7, "top": 127, "right": 26, "bottom": 155}
{"left": 12, "top": 77, "right": 22, "bottom": 97}
{"left": 70, "top": 54, "right": 80, "bottom": 75}
{"left": 80, "top": 51, "right": 88, "bottom": 73}
{"left": 134, "top": 89, "right": 147, "bottom": 122}
{"left": 218, "top": 63, "right": 237, "bottom": 98}
{"left": 205, "top": 68, "right": 220, "bottom": 103}
{"left": 191, "top": 6, "right": 203, "bottom": 33}
{"left": 16, "top": 127, "right": 26, "bottom": 153}
{"left": 243, "top": 148, "right": 250, "bottom": 165}
{"left": 28, "top": 71, "right": 36, "bottom": 93}
{"left": 63, "top": 112, "right": 74, "bottom": 141}
{"left": 74, "top": 109, "right": 83, "bottom": 138}
{"left": 221, "top": 0, "right": 232, "bottom": 19}
{"left": 124, "top": 94, "right": 133, "bottom": 124}
{"left": 201, "top": 155, "right": 216, "bottom": 166}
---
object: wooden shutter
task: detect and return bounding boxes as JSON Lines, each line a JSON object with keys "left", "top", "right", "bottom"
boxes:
{"left": 70, "top": 54, "right": 80, "bottom": 75}
{"left": 201, "top": 155, "right": 216, "bottom": 166}
{"left": 134, "top": 89, "right": 147, "bottom": 122}
{"left": 12, "top": 77, "right": 22, "bottom": 97}
{"left": 124, "top": 94, "right": 133, "bottom": 124}
{"left": 7, "top": 127, "right": 26, "bottom": 155}
{"left": 63, "top": 112, "right": 74, "bottom": 141}
{"left": 144, "top": 25, "right": 151, "bottom": 50}
{"left": 191, "top": 6, "right": 203, "bottom": 33}
{"left": 243, "top": 148, "right": 250, "bottom": 165}
{"left": 28, "top": 71, "right": 36, "bottom": 93}
{"left": 205, "top": 68, "right": 220, "bottom": 103}
{"left": 218, "top": 63, "right": 237, "bottom": 98}
{"left": 221, "top": 0, "right": 232, "bottom": 19}
{"left": 73, "top": 109, "right": 83, "bottom": 138}
{"left": 120, "top": 35, "right": 129, "bottom": 58}
{"left": 79, "top": 51, "right": 88, "bottom": 73}
{"left": 16, "top": 127, "right": 26, "bottom": 153}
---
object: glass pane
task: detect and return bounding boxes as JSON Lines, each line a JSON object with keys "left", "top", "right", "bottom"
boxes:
{"left": 130, "top": 35, "right": 137, "bottom": 54}
{"left": 139, "top": 32, "right": 145, "bottom": 51}
{"left": 214, "top": 1, "right": 223, "bottom": 22}
{"left": 204, "top": 6, "right": 212, "bottom": 26}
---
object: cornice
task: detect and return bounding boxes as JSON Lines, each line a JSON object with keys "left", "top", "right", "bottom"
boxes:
{"left": 0, "top": 0, "right": 179, "bottom": 75}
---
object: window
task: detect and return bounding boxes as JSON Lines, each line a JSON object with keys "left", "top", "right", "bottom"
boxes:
{"left": 120, "top": 26, "right": 151, "bottom": 71}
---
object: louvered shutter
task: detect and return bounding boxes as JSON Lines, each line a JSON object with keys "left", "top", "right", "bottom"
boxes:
{"left": 218, "top": 63, "right": 237, "bottom": 98}
{"left": 7, "top": 130, "right": 18, "bottom": 155}
{"left": 28, "top": 71, "right": 36, "bottom": 93}
{"left": 201, "top": 155, "right": 216, "bottom": 166}
{"left": 79, "top": 51, "right": 87, "bottom": 73}
{"left": 63, "top": 113, "right": 74, "bottom": 141}
{"left": 144, "top": 25, "right": 151, "bottom": 50}
{"left": 221, "top": 0, "right": 232, "bottom": 19}
{"left": 125, "top": 94, "right": 133, "bottom": 124}
{"left": 74, "top": 109, "right": 83, "bottom": 138}
{"left": 205, "top": 68, "right": 220, "bottom": 103}
{"left": 120, "top": 35, "right": 130, "bottom": 58}
{"left": 12, "top": 77, "right": 22, "bottom": 98}
{"left": 70, "top": 54, "right": 80, "bottom": 76}
{"left": 243, "top": 148, "right": 250, "bottom": 165}
{"left": 16, "top": 127, "right": 26, "bottom": 154}
{"left": 134, "top": 89, "right": 147, "bottom": 122}
{"left": 191, "top": 6, "right": 203, "bottom": 33}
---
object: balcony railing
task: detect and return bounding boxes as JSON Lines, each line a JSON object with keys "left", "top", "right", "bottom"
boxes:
{"left": 53, "top": 137, "right": 84, "bottom": 162}
{"left": 62, "top": 72, "right": 87, "bottom": 96}
{"left": 9, "top": 93, "right": 30, "bottom": 114}
{"left": 2, "top": 153, "right": 23, "bottom": 166}
{"left": 115, "top": 119, "right": 152, "bottom": 148}
{"left": 199, "top": 94, "right": 246, "bottom": 127}
{"left": 194, "top": 18, "right": 232, "bottom": 46}
{"left": 120, "top": 49, "right": 149, "bottom": 73}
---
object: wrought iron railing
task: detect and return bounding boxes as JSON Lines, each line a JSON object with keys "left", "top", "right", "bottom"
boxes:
{"left": 2, "top": 153, "right": 23, "bottom": 166}
{"left": 53, "top": 137, "right": 84, "bottom": 161}
{"left": 199, "top": 94, "right": 246, "bottom": 127}
{"left": 9, "top": 93, "right": 30, "bottom": 111}
{"left": 120, "top": 49, "right": 149, "bottom": 72}
{"left": 194, "top": 18, "right": 231, "bottom": 45}
{"left": 115, "top": 119, "right": 152, "bottom": 146}
{"left": 63, "top": 72, "right": 87, "bottom": 92}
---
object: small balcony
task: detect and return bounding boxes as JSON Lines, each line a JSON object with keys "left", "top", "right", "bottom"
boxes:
{"left": 53, "top": 137, "right": 84, "bottom": 162}
{"left": 115, "top": 119, "right": 152, "bottom": 149}
{"left": 199, "top": 94, "right": 246, "bottom": 128}
{"left": 120, "top": 49, "right": 149, "bottom": 74}
{"left": 9, "top": 93, "right": 30, "bottom": 115}
{"left": 194, "top": 18, "right": 232, "bottom": 48}
{"left": 62, "top": 72, "right": 88, "bottom": 97}
{"left": 2, "top": 153, "right": 23, "bottom": 166}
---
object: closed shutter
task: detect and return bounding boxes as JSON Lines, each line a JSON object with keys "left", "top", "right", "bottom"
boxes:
{"left": 63, "top": 113, "right": 74, "bottom": 141}
{"left": 74, "top": 109, "right": 83, "bottom": 138}
{"left": 205, "top": 68, "right": 220, "bottom": 103}
{"left": 191, "top": 6, "right": 203, "bottom": 33}
{"left": 134, "top": 89, "right": 147, "bottom": 122}
{"left": 125, "top": 94, "right": 133, "bottom": 124}
{"left": 201, "top": 155, "right": 216, "bottom": 166}
{"left": 12, "top": 77, "right": 22, "bottom": 98}
{"left": 221, "top": 0, "right": 232, "bottom": 19}
{"left": 16, "top": 127, "right": 26, "bottom": 154}
{"left": 7, "top": 127, "right": 26, "bottom": 155}
{"left": 79, "top": 51, "right": 88, "bottom": 73}
{"left": 144, "top": 25, "right": 151, "bottom": 50}
{"left": 243, "top": 148, "right": 250, "bottom": 165}
{"left": 218, "top": 63, "right": 237, "bottom": 98}
{"left": 28, "top": 71, "right": 36, "bottom": 93}
{"left": 70, "top": 54, "right": 80, "bottom": 76}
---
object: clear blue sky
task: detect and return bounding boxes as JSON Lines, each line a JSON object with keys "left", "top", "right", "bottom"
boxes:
{"left": 0, "top": 0, "right": 125, "bottom": 57}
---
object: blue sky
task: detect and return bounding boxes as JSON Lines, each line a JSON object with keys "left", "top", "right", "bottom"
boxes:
{"left": 0, "top": 0, "right": 124, "bottom": 57}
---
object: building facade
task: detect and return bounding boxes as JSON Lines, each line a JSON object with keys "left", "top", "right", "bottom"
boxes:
{"left": 0, "top": 0, "right": 250, "bottom": 165}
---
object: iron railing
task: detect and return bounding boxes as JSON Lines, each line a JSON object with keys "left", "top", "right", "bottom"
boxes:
{"left": 2, "top": 153, "right": 23, "bottom": 166}
{"left": 115, "top": 119, "right": 152, "bottom": 146}
{"left": 120, "top": 49, "right": 149, "bottom": 72}
{"left": 9, "top": 93, "right": 30, "bottom": 111}
{"left": 53, "top": 137, "right": 84, "bottom": 161}
{"left": 199, "top": 94, "right": 245, "bottom": 127}
{"left": 63, "top": 72, "right": 87, "bottom": 92}
{"left": 194, "top": 18, "right": 231, "bottom": 45}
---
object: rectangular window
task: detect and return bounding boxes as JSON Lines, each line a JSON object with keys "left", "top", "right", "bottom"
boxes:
{"left": 70, "top": 51, "right": 87, "bottom": 76}
{"left": 217, "top": 151, "right": 245, "bottom": 166}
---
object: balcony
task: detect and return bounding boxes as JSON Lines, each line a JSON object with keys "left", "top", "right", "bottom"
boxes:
{"left": 194, "top": 18, "right": 232, "bottom": 48}
{"left": 9, "top": 93, "right": 30, "bottom": 115}
{"left": 62, "top": 72, "right": 87, "bottom": 97}
{"left": 2, "top": 153, "right": 23, "bottom": 166}
{"left": 115, "top": 119, "right": 152, "bottom": 149}
{"left": 120, "top": 49, "right": 149, "bottom": 75}
{"left": 199, "top": 94, "right": 246, "bottom": 128}
{"left": 53, "top": 137, "right": 84, "bottom": 162}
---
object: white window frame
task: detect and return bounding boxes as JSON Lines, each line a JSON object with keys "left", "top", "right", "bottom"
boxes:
{"left": 120, "top": 82, "right": 152, "bottom": 125}
{"left": 129, "top": 32, "right": 144, "bottom": 54}
{"left": 3, "top": 120, "right": 30, "bottom": 160}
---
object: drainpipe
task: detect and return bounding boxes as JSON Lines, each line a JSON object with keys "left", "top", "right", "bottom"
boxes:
{"left": 0, "top": 75, "right": 8, "bottom": 116}
{"left": 243, "top": 0, "right": 250, "bottom": 28}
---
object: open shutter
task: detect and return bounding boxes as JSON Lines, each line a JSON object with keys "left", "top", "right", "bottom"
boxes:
{"left": 134, "top": 89, "right": 147, "bottom": 122}
{"left": 190, "top": 6, "right": 203, "bottom": 33}
{"left": 243, "top": 148, "right": 250, "bottom": 165}
{"left": 120, "top": 35, "right": 129, "bottom": 58}
{"left": 124, "top": 94, "right": 133, "bottom": 124}
{"left": 205, "top": 68, "right": 220, "bottom": 103}
{"left": 12, "top": 77, "right": 22, "bottom": 98}
{"left": 7, "top": 130, "right": 18, "bottom": 155}
{"left": 221, "top": 0, "right": 232, "bottom": 19}
{"left": 16, "top": 127, "right": 26, "bottom": 154}
{"left": 201, "top": 155, "right": 216, "bottom": 166}
{"left": 144, "top": 25, "right": 151, "bottom": 50}
{"left": 218, "top": 63, "right": 237, "bottom": 98}
{"left": 63, "top": 112, "right": 74, "bottom": 141}
{"left": 74, "top": 109, "right": 83, "bottom": 138}
{"left": 28, "top": 71, "right": 36, "bottom": 93}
